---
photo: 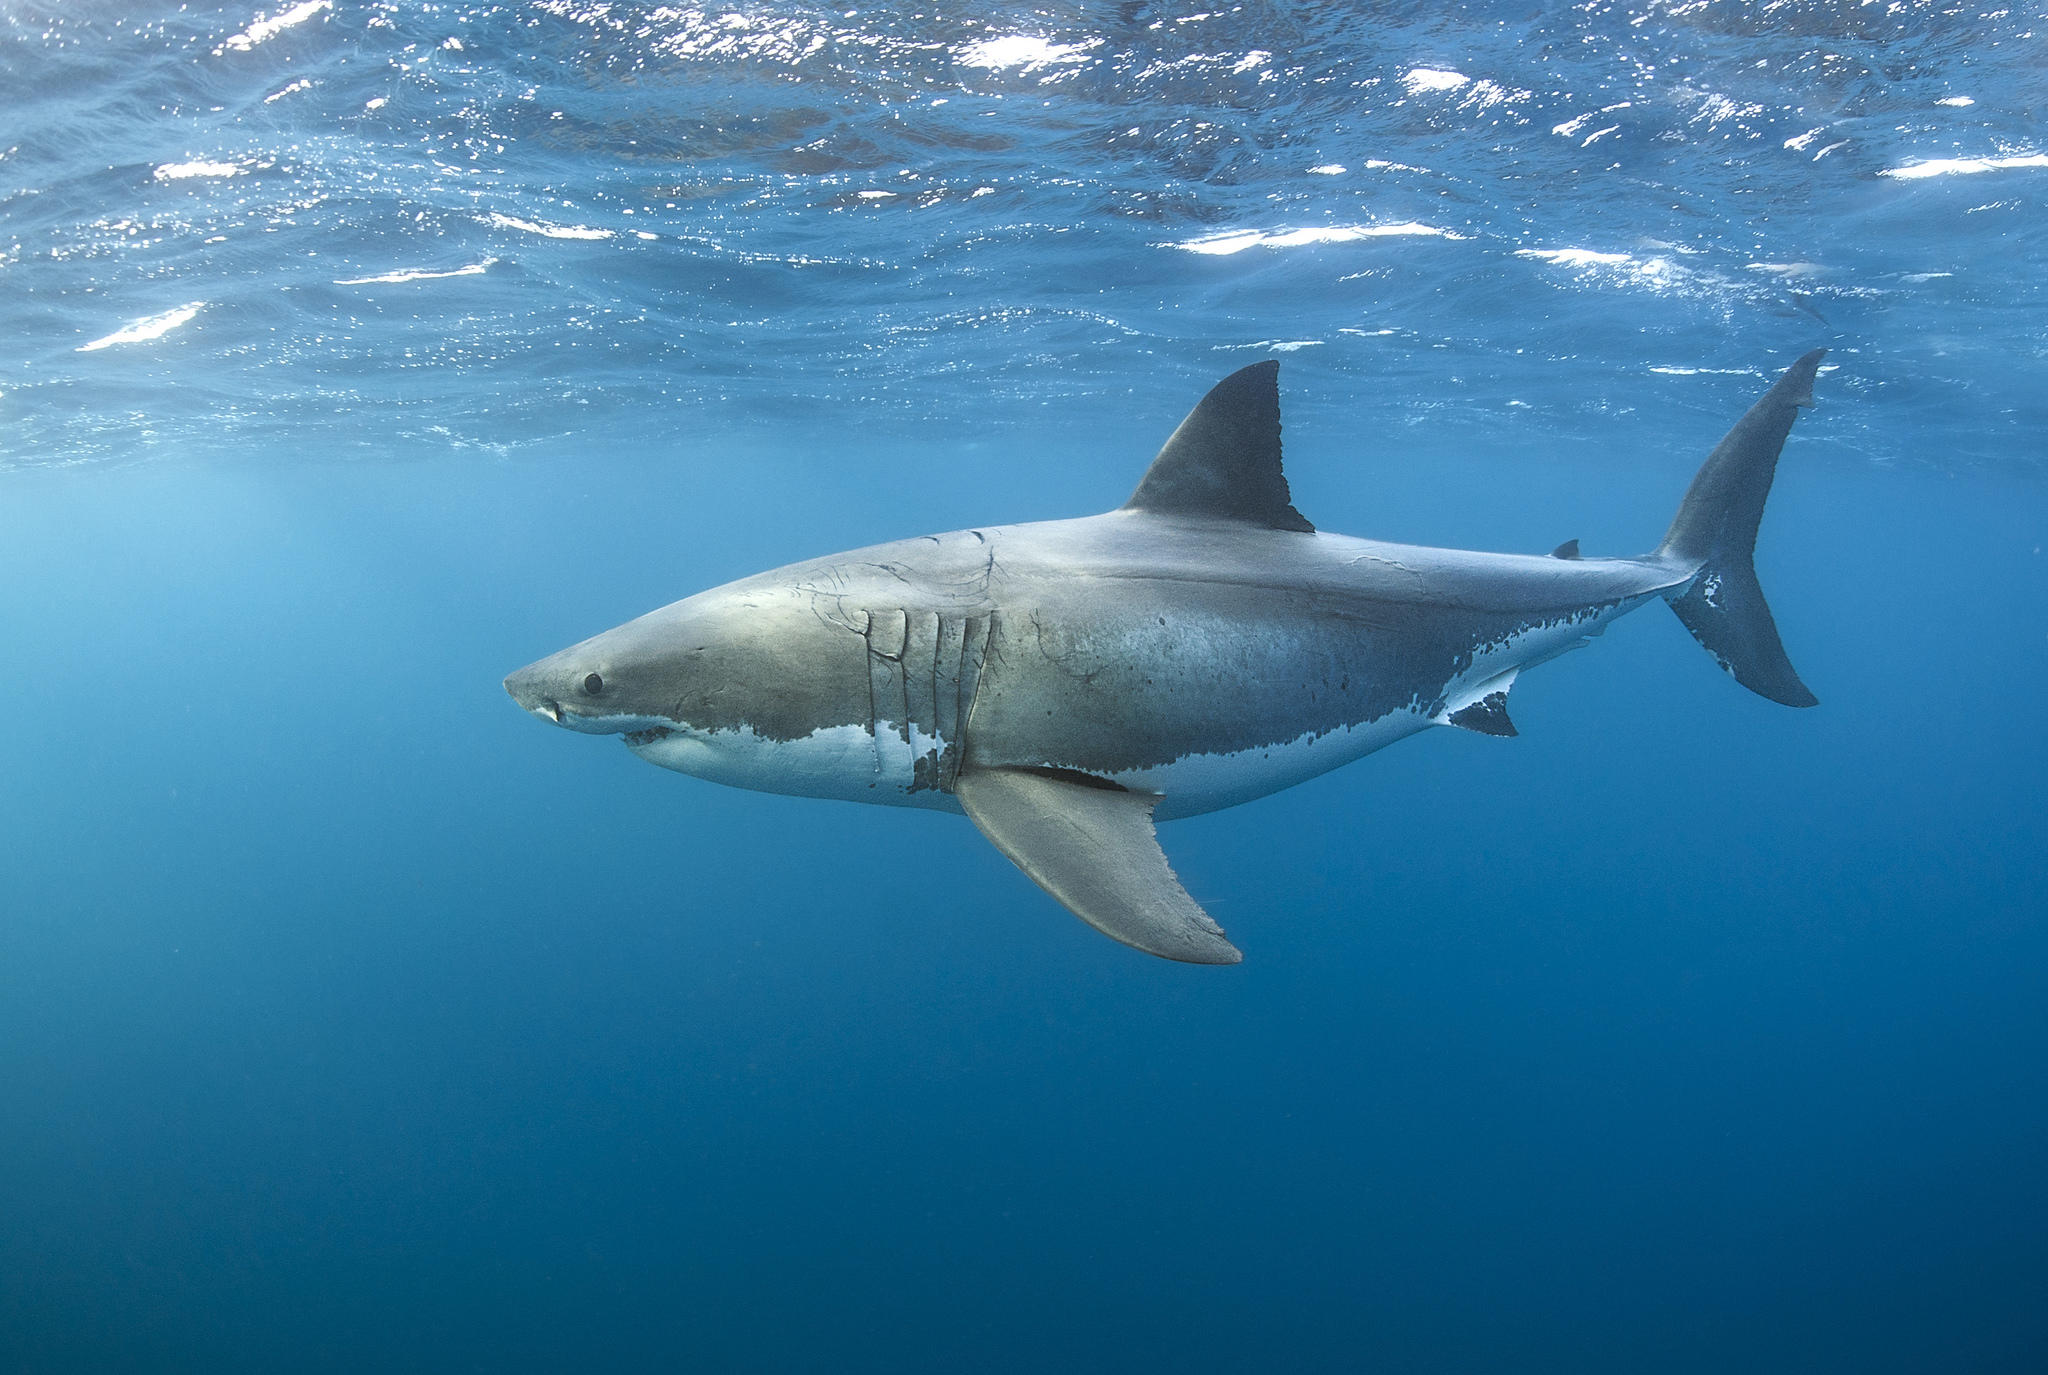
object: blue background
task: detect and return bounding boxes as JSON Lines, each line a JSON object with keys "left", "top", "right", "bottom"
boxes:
{"left": 3, "top": 3, "right": 2045, "bottom": 1371}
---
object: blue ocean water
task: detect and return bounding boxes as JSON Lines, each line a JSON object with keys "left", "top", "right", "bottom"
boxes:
{"left": 3, "top": 2, "right": 2046, "bottom": 1370}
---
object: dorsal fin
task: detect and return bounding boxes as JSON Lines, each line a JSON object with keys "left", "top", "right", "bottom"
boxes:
{"left": 1551, "top": 539, "right": 1582, "bottom": 560}
{"left": 1121, "top": 360, "right": 1314, "bottom": 532}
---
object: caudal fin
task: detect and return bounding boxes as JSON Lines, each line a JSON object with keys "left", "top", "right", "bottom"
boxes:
{"left": 1656, "top": 349, "right": 1826, "bottom": 709}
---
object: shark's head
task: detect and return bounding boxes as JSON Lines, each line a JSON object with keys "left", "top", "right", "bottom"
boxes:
{"left": 503, "top": 575, "right": 879, "bottom": 795}
{"left": 502, "top": 605, "right": 698, "bottom": 738}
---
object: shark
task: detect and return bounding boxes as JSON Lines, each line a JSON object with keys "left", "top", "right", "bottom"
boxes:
{"left": 505, "top": 351, "right": 1826, "bottom": 964}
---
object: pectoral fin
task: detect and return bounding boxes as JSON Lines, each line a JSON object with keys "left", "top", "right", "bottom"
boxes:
{"left": 954, "top": 766, "right": 1242, "bottom": 965}
{"left": 1436, "top": 668, "right": 1521, "bottom": 737}
{"left": 1446, "top": 690, "right": 1518, "bottom": 737}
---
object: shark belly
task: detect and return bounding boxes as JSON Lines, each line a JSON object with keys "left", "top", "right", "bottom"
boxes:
{"left": 622, "top": 720, "right": 958, "bottom": 810}
{"left": 1120, "top": 710, "right": 1436, "bottom": 820}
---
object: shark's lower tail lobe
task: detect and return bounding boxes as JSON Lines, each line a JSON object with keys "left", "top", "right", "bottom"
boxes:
{"left": 1655, "top": 348, "right": 1826, "bottom": 709}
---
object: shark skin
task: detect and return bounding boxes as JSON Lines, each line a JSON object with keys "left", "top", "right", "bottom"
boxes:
{"left": 506, "top": 353, "right": 1826, "bottom": 963}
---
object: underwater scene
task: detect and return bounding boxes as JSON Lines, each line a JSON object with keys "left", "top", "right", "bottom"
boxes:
{"left": 2, "top": 2, "right": 2045, "bottom": 1370}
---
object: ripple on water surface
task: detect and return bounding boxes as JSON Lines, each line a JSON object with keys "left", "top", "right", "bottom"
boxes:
{"left": 0, "top": 0, "right": 2042, "bottom": 468}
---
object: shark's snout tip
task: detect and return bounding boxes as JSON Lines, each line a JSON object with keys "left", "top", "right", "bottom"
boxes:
{"left": 502, "top": 666, "right": 561, "bottom": 723}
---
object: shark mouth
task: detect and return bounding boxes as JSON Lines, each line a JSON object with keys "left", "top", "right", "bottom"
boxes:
{"left": 624, "top": 726, "right": 673, "bottom": 747}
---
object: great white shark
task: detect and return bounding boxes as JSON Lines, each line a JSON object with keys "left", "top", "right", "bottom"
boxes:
{"left": 506, "top": 352, "right": 1826, "bottom": 964}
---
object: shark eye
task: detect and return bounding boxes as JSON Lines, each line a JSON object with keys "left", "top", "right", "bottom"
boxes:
{"left": 582, "top": 672, "right": 604, "bottom": 695}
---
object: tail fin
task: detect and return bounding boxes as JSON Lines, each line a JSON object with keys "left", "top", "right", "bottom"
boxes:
{"left": 1656, "top": 349, "right": 1826, "bottom": 708}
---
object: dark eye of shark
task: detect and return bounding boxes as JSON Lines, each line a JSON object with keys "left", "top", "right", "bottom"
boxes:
{"left": 582, "top": 672, "right": 604, "bottom": 696}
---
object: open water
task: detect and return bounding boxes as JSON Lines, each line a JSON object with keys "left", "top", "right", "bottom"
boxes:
{"left": 2, "top": 2, "right": 2045, "bottom": 1371}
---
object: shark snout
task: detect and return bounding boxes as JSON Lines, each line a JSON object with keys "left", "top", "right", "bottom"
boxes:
{"left": 503, "top": 658, "right": 647, "bottom": 735}
{"left": 503, "top": 665, "right": 564, "bottom": 725}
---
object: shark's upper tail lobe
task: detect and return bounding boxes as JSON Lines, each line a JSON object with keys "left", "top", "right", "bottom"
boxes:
{"left": 1654, "top": 349, "right": 1827, "bottom": 708}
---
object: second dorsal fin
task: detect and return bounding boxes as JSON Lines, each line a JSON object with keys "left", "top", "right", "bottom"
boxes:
{"left": 1121, "top": 360, "right": 1314, "bottom": 532}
